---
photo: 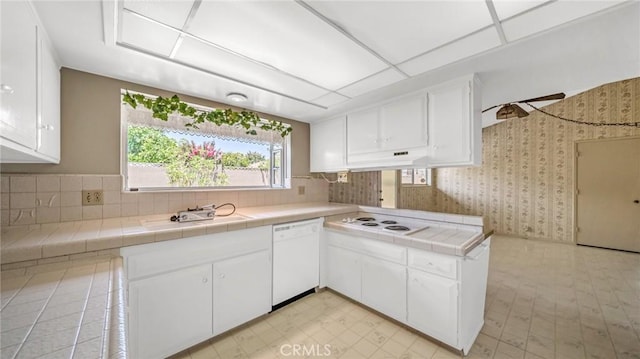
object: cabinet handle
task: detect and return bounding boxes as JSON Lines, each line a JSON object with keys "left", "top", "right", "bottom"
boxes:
{"left": 202, "top": 277, "right": 208, "bottom": 283}
{"left": 220, "top": 274, "right": 225, "bottom": 279}
{"left": 0, "top": 84, "right": 14, "bottom": 94}
{"left": 40, "top": 124, "right": 54, "bottom": 131}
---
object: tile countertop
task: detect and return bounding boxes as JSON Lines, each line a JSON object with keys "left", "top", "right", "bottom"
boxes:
{"left": 1, "top": 202, "right": 359, "bottom": 265}
{"left": 0, "top": 256, "right": 126, "bottom": 359}
{"left": 324, "top": 206, "right": 486, "bottom": 256}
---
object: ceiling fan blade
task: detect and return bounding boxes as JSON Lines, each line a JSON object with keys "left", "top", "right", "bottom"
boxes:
{"left": 518, "top": 92, "right": 566, "bottom": 103}
{"left": 482, "top": 104, "right": 501, "bottom": 113}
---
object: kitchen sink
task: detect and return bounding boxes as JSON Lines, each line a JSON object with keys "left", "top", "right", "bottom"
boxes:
{"left": 141, "top": 213, "right": 250, "bottom": 230}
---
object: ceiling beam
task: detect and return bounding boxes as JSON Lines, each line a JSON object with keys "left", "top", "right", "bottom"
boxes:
{"left": 484, "top": 0, "right": 507, "bottom": 45}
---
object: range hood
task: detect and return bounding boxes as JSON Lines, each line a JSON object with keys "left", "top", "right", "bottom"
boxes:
{"left": 345, "top": 147, "right": 430, "bottom": 172}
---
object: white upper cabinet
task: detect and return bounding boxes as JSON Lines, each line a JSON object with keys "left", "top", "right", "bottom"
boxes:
{"left": 1, "top": 1, "right": 38, "bottom": 150}
{"left": 37, "top": 35, "right": 61, "bottom": 162}
{"left": 310, "top": 116, "right": 347, "bottom": 172}
{"left": 426, "top": 74, "right": 481, "bottom": 167}
{"left": 309, "top": 74, "right": 480, "bottom": 172}
{"left": 347, "top": 92, "right": 428, "bottom": 165}
{"left": 0, "top": 0, "right": 60, "bottom": 163}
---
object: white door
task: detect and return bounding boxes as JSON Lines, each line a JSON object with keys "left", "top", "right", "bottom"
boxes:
{"left": 128, "top": 264, "right": 213, "bottom": 359}
{"left": 0, "top": 1, "right": 38, "bottom": 149}
{"left": 407, "top": 269, "right": 458, "bottom": 346}
{"left": 326, "top": 246, "right": 361, "bottom": 301}
{"left": 361, "top": 256, "right": 407, "bottom": 322}
{"left": 379, "top": 94, "right": 428, "bottom": 151}
{"left": 347, "top": 108, "right": 380, "bottom": 155}
{"left": 310, "top": 116, "right": 346, "bottom": 172}
{"left": 213, "top": 250, "right": 271, "bottom": 335}
{"left": 427, "top": 80, "right": 472, "bottom": 166}
{"left": 576, "top": 137, "right": 640, "bottom": 252}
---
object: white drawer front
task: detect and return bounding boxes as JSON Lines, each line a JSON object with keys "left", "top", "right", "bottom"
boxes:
{"left": 408, "top": 249, "right": 458, "bottom": 280}
{"left": 125, "top": 227, "right": 270, "bottom": 280}
{"left": 326, "top": 230, "right": 405, "bottom": 264}
{"left": 360, "top": 239, "right": 406, "bottom": 265}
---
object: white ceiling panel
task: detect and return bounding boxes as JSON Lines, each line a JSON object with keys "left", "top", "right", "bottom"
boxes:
{"left": 173, "top": 37, "right": 327, "bottom": 102}
{"left": 187, "top": 1, "right": 387, "bottom": 90}
{"left": 502, "top": 0, "right": 627, "bottom": 42}
{"left": 122, "top": 0, "right": 194, "bottom": 29}
{"left": 119, "top": 11, "right": 180, "bottom": 57}
{"left": 491, "top": 0, "right": 549, "bottom": 20}
{"left": 307, "top": 1, "right": 493, "bottom": 64}
{"left": 311, "top": 92, "right": 350, "bottom": 108}
{"left": 338, "top": 68, "right": 405, "bottom": 98}
{"left": 399, "top": 27, "right": 502, "bottom": 77}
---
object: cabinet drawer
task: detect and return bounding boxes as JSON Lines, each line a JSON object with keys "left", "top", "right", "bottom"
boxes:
{"left": 124, "top": 226, "right": 270, "bottom": 280}
{"left": 326, "top": 230, "right": 406, "bottom": 264}
{"left": 408, "top": 249, "right": 458, "bottom": 280}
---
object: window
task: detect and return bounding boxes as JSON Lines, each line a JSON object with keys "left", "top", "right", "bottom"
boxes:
{"left": 400, "top": 168, "right": 432, "bottom": 186}
{"left": 121, "top": 91, "right": 290, "bottom": 190}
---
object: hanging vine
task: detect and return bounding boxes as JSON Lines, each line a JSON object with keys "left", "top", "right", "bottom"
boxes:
{"left": 122, "top": 91, "right": 292, "bottom": 137}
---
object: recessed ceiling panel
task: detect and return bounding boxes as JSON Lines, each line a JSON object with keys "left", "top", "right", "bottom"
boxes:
{"left": 502, "top": 0, "right": 626, "bottom": 42}
{"left": 187, "top": 1, "right": 387, "bottom": 90}
{"left": 491, "top": 0, "right": 549, "bottom": 20}
{"left": 338, "top": 68, "right": 405, "bottom": 98}
{"left": 122, "top": 0, "right": 194, "bottom": 29}
{"left": 311, "top": 92, "right": 350, "bottom": 108}
{"left": 399, "top": 27, "right": 501, "bottom": 77}
{"left": 173, "top": 37, "right": 327, "bottom": 102}
{"left": 307, "top": 1, "right": 493, "bottom": 64}
{"left": 119, "top": 11, "right": 180, "bottom": 57}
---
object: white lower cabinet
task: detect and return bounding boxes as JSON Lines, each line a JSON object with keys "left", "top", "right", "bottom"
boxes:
{"left": 326, "top": 245, "right": 361, "bottom": 301}
{"left": 122, "top": 226, "right": 272, "bottom": 359}
{"left": 324, "top": 230, "right": 490, "bottom": 354}
{"left": 213, "top": 250, "right": 271, "bottom": 335}
{"left": 407, "top": 268, "right": 458, "bottom": 345}
{"left": 361, "top": 256, "right": 406, "bottom": 322}
{"left": 129, "top": 264, "right": 213, "bottom": 359}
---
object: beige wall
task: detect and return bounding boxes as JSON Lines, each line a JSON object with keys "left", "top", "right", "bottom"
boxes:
{"left": 1, "top": 68, "right": 310, "bottom": 176}
{"left": 402, "top": 77, "right": 640, "bottom": 242}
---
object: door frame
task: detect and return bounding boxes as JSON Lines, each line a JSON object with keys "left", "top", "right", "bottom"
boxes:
{"left": 573, "top": 135, "right": 640, "bottom": 244}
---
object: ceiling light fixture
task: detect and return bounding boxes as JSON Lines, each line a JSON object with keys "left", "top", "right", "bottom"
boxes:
{"left": 226, "top": 92, "right": 248, "bottom": 103}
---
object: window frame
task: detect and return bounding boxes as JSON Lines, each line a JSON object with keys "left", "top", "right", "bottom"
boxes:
{"left": 400, "top": 168, "right": 432, "bottom": 187}
{"left": 120, "top": 91, "right": 291, "bottom": 192}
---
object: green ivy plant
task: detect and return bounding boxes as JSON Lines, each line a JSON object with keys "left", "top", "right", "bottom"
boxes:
{"left": 122, "top": 91, "right": 292, "bottom": 137}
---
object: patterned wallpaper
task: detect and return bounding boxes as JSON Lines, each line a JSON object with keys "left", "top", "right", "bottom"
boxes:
{"left": 403, "top": 78, "right": 640, "bottom": 242}
{"left": 328, "top": 171, "right": 380, "bottom": 207}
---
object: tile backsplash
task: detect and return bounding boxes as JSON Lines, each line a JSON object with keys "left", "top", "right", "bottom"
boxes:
{"left": 0, "top": 175, "right": 328, "bottom": 226}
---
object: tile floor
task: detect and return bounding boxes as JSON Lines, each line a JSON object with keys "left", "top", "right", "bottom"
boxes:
{"left": 171, "top": 235, "right": 640, "bottom": 359}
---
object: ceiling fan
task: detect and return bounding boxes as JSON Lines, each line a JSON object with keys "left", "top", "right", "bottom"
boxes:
{"left": 482, "top": 92, "right": 566, "bottom": 120}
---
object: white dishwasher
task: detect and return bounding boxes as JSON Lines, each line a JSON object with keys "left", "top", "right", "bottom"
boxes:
{"left": 272, "top": 218, "right": 321, "bottom": 306}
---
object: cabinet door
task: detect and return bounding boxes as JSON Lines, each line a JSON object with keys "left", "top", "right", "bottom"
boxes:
{"left": 380, "top": 94, "right": 428, "bottom": 151}
{"left": 326, "top": 245, "right": 361, "bottom": 301}
{"left": 347, "top": 108, "right": 380, "bottom": 155}
{"left": 427, "top": 79, "right": 476, "bottom": 166}
{"left": 129, "top": 264, "right": 213, "bottom": 359}
{"left": 407, "top": 269, "right": 458, "bottom": 346}
{"left": 310, "top": 116, "right": 346, "bottom": 172}
{"left": 213, "top": 250, "right": 271, "bottom": 335}
{"left": 37, "top": 36, "right": 60, "bottom": 161}
{"left": 0, "top": 1, "right": 37, "bottom": 149}
{"left": 361, "top": 256, "right": 407, "bottom": 322}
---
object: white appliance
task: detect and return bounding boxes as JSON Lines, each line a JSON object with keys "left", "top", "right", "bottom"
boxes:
{"left": 272, "top": 218, "right": 321, "bottom": 306}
